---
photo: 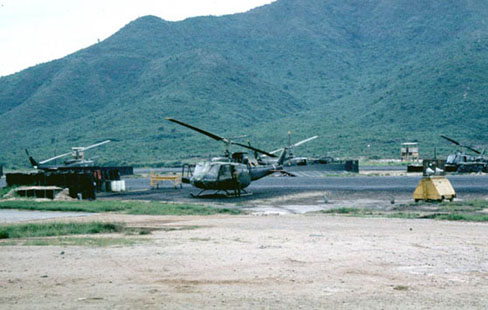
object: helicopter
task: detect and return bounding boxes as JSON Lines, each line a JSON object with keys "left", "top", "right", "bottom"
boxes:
{"left": 254, "top": 132, "right": 319, "bottom": 166}
{"left": 166, "top": 118, "right": 288, "bottom": 197}
{"left": 440, "top": 135, "right": 487, "bottom": 173}
{"left": 25, "top": 140, "right": 111, "bottom": 171}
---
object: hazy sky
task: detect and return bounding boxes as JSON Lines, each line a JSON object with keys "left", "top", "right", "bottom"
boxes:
{"left": 0, "top": 0, "right": 276, "bottom": 77}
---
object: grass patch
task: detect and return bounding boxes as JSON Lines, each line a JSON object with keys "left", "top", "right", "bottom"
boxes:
{"left": 159, "top": 225, "right": 201, "bottom": 232}
{"left": 0, "top": 222, "right": 124, "bottom": 239}
{"left": 0, "top": 221, "right": 204, "bottom": 246}
{"left": 0, "top": 200, "right": 242, "bottom": 215}
{"left": 0, "top": 200, "right": 127, "bottom": 213}
{"left": 126, "top": 203, "right": 240, "bottom": 215}
{"left": 321, "top": 207, "right": 374, "bottom": 216}
{"left": 323, "top": 207, "right": 361, "bottom": 214}
{"left": 421, "top": 213, "right": 488, "bottom": 222}
{"left": 321, "top": 205, "right": 488, "bottom": 222}
{"left": 439, "top": 200, "right": 488, "bottom": 212}
{"left": 1, "top": 237, "right": 137, "bottom": 247}
{"left": 0, "top": 187, "right": 15, "bottom": 198}
{"left": 387, "top": 212, "right": 424, "bottom": 219}
{"left": 373, "top": 211, "right": 488, "bottom": 222}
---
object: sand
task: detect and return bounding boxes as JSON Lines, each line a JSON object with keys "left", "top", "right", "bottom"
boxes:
{"left": 1, "top": 213, "right": 488, "bottom": 309}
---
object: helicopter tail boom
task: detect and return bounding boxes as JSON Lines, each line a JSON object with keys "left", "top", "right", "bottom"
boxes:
{"left": 25, "top": 149, "right": 39, "bottom": 168}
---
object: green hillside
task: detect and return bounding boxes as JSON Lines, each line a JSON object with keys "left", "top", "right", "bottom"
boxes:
{"left": 1, "top": 0, "right": 488, "bottom": 168}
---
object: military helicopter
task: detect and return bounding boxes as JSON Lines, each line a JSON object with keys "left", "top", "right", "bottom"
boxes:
{"left": 440, "top": 135, "right": 487, "bottom": 173}
{"left": 25, "top": 140, "right": 111, "bottom": 171}
{"left": 255, "top": 132, "right": 319, "bottom": 166}
{"left": 166, "top": 118, "right": 288, "bottom": 197}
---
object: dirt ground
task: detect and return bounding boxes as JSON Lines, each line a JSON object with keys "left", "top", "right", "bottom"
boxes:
{"left": 1, "top": 213, "right": 488, "bottom": 309}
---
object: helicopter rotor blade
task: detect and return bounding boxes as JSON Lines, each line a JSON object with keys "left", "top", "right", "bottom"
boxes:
{"left": 231, "top": 142, "right": 277, "bottom": 158}
{"left": 269, "top": 148, "right": 283, "bottom": 155}
{"left": 166, "top": 118, "right": 227, "bottom": 142}
{"left": 269, "top": 135, "right": 319, "bottom": 155}
{"left": 38, "top": 152, "right": 72, "bottom": 165}
{"left": 80, "top": 140, "right": 111, "bottom": 151}
{"left": 167, "top": 117, "right": 276, "bottom": 157}
{"left": 292, "top": 135, "right": 319, "bottom": 147}
{"left": 440, "top": 135, "right": 461, "bottom": 146}
{"left": 441, "top": 135, "right": 481, "bottom": 154}
{"left": 466, "top": 146, "right": 481, "bottom": 155}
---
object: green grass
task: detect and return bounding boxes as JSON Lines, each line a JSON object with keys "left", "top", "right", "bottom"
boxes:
{"left": 0, "top": 200, "right": 127, "bottom": 213}
{"left": 321, "top": 201, "right": 488, "bottom": 222}
{"left": 0, "top": 200, "right": 242, "bottom": 215}
{"left": 0, "top": 221, "right": 203, "bottom": 246}
{"left": 0, "top": 222, "right": 124, "bottom": 239}
{"left": 439, "top": 200, "right": 488, "bottom": 212}
{"left": 322, "top": 207, "right": 374, "bottom": 216}
{"left": 387, "top": 212, "right": 428, "bottom": 219}
{"left": 16, "top": 237, "right": 137, "bottom": 247}
{"left": 323, "top": 207, "right": 361, "bottom": 214}
{"left": 388, "top": 212, "right": 488, "bottom": 221}
{"left": 422, "top": 213, "right": 488, "bottom": 222}
{"left": 126, "top": 203, "right": 240, "bottom": 215}
{"left": 0, "top": 187, "right": 15, "bottom": 198}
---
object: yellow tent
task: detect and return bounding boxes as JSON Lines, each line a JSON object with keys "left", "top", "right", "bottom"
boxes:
{"left": 413, "top": 176, "right": 456, "bottom": 202}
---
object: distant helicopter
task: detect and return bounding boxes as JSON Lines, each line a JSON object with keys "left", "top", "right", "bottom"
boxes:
{"left": 25, "top": 140, "right": 111, "bottom": 171}
{"left": 255, "top": 132, "right": 318, "bottom": 166}
{"left": 440, "top": 135, "right": 487, "bottom": 173}
{"left": 166, "top": 118, "right": 288, "bottom": 197}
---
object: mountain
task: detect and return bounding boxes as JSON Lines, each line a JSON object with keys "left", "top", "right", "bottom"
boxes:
{"left": 1, "top": 0, "right": 488, "bottom": 168}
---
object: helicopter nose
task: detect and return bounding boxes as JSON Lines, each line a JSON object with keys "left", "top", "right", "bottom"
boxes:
{"left": 191, "top": 179, "right": 206, "bottom": 189}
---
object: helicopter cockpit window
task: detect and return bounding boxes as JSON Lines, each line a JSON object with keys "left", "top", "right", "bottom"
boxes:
{"left": 193, "top": 162, "right": 207, "bottom": 175}
{"left": 207, "top": 164, "right": 220, "bottom": 178}
{"left": 446, "top": 155, "right": 456, "bottom": 164}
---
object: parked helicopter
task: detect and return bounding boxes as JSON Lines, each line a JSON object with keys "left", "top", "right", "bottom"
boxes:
{"left": 166, "top": 118, "right": 288, "bottom": 197}
{"left": 254, "top": 132, "right": 319, "bottom": 166}
{"left": 25, "top": 140, "right": 111, "bottom": 171}
{"left": 440, "top": 135, "right": 487, "bottom": 173}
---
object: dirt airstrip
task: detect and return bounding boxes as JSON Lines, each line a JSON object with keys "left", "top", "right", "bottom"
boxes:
{"left": 1, "top": 213, "right": 488, "bottom": 309}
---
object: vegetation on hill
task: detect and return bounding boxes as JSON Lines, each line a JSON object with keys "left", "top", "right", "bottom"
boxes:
{"left": 1, "top": 0, "right": 488, "bottom": 168}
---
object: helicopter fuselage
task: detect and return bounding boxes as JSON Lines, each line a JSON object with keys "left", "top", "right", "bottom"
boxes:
{"left": 190, "top": 160, "right": 279, "bottom": 190}
{"left": 191, "top": 161, "right": 250, "bottom": 190}
{"left": 446, "top": 152, "right": 482, "bottom": 165}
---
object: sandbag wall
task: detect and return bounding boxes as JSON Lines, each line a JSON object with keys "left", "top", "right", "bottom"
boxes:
{"left": 5, "top": 167, "right": 126, "bottom": 200}
{"left": 7, "top": 171, "right": 96, "bottom": 200}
